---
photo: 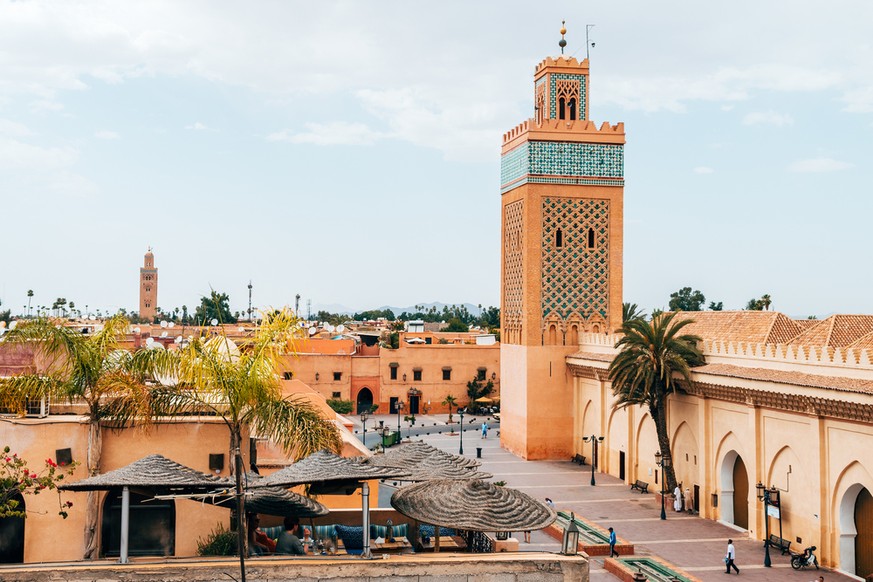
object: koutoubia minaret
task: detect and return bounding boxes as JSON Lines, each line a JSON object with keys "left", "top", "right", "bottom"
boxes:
{"left": 139, "top": 248, "right": 158, "bottom": 322}
{"left": 499, "top": 24, "right": 625, "bottom": 459}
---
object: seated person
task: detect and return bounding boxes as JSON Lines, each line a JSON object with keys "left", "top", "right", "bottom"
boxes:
{"left": 275, "top": 515, "right": 308, "bottom": 555}
{"left": 247, "top": 513, "right": 274, "bottom": 555}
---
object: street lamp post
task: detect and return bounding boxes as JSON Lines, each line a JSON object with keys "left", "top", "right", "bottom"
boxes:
{"left": 655, "top": 451, "right": 671, "bottom": 520}
{"left": 582, "top": 435, "right": 604, "bottom": 486}
{"left": 459, "top": 409, "right": 465, "bottom": 455}
{"left": 360, "top": 410, "right": 369, "bottom": 448}
{"left": 396, "top": 401, "right": 405, "bottom": 441}
{"left": 755, "top": 482, "right": 774, "bottom": 567}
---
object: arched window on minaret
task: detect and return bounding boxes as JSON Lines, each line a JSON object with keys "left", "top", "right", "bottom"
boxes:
{"left": 568, "top": 98, "right": 577, "bottom": 120}
{"left": 587, "top": 228, "right": 595, "bottom": 249}
{"left": 558, "top": 97, "right": 566, "bottom": 120}
{"left": 555, "top": 228, "right": 563, "bottom": 248}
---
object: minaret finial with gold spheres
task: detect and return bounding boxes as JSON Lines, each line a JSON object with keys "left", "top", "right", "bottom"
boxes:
{"left": 559, "top": 21, "right": 567, "bottom": 55}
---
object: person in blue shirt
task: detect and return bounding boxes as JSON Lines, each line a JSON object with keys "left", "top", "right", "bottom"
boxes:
{"left": 608, "top": 526, "right": 618, "bottom": 557}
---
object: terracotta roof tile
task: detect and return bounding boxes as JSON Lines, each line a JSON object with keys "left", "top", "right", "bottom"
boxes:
{"left": 671, "top": 311, "right": 805, "bottom": 345}
{"left": 787, "top": 315, "right": 873, "bottom": 348}
{"left": 694, "top": 362, "right": 873, "bottom": 395}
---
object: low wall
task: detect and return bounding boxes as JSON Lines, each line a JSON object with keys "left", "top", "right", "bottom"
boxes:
{"left": 0, "top": 553, "right": 588, "bottom": 582}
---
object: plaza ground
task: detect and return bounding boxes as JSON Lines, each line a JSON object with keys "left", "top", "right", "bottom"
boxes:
{"left": 359, "top": 413, "right": 855, "bottom": 582}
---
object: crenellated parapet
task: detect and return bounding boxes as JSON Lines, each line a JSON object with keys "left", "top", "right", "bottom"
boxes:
{"left": 502, "top": 119, "right": 626, "bottom": 149}
{"left": 534, "top": 56, "right": 589, "bottom": 75}
{"left": 701, "top": 339, "right": 873, "bottom": 370}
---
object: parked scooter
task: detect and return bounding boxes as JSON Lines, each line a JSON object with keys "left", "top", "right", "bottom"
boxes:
{"left": 790, "top": 546, "right": 819, "bottom": 570}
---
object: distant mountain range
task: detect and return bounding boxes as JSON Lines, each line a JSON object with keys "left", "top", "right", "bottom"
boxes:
{"left": 311, "top": 302, "right": 487, "bottom": 317}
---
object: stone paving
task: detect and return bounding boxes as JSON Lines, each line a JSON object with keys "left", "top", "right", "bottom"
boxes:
{"left": 396, "top": 427, "right": 854, "bottom": 582}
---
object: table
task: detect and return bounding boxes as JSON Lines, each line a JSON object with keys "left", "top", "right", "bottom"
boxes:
{"left": 419, "top": 535, "right": 468, "bottom": 552}
{"left": 371, "top": 536, "right": 412, "bottom": 553}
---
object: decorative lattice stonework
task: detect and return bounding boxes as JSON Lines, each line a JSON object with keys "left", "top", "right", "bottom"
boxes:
{"left": 503, "top": 201, "right": 525, "bottom": 343}
{"left": 549, "top": 73, "right": 586, "bottom": 120}
{"left": 500, "top": 141, "right": 624, "bottom": 193}
{"left": 541, "top": 197, "right": 609, "bottom": 325}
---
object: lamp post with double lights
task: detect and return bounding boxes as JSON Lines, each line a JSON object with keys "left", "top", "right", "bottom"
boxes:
{"left": 396, "top": 401, "right": 405, "bottom": 439}
{"left": 582, "top": 435, "right": 604, "bottom": 486}
{"left": 459, "top": 409, "right": 465, "bottom": 455}
{"left": 755, "top": 482, "right": 779, "bottom": 567}
{"left": 654, "top": 451, "right": 671, "bottom": 520}
{"left": 360, "top": 410, "right": 369, "bottom": 448}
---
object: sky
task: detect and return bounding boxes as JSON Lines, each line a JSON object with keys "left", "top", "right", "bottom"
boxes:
{"left": 1, "top": 0, "right": 872, "bottom": 319}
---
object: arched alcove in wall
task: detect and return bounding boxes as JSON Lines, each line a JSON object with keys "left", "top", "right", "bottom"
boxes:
{"left": 356, "top": 387, "right": 373, "bottom": 415}
{"left": 671, "top": 421, "right": 699, "bottom": 491}
{"left": 606, "top": 406, "right": 629, "bottom": 476}
{"left": 634, "top": 411, "right": 658, "bottom": 486}
{"left": 834, "top": 461, "right": 873, "bottom": 577}
{"left": 716, "top": 433, "right": 749, "bottom": 529}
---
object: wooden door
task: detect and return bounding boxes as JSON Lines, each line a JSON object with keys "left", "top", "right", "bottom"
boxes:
{"left": 856, "top": 487, "right": 873, "bottom": 578}
{"left": 732, "top": 456, "right": 749, "bottom": 529}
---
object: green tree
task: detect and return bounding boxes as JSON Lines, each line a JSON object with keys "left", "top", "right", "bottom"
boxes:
{"left": 745, "top": 297, "right": 764, "bottom": 310}
{"left": 443, "top": 318, "right": 469, "bottom": 332}
{"left": 760, "top": 294, "right": 772, "bottom": 311}
{"left": 708, "top": 301, "right": 724, "bottom": 311}
{"left": 668, "top": 287, "right": 705, "bottom": 311}
{"left": 0, "top": 315, "right": 163, "bottom": 558}
{"left": 26, "top": 290, "right": 33, "bottom": 318}
{"left": 466, "top": 376, "right": 494, "bottom": 407}
{"left": 622, "top": 302, "right": 646, "bottom": 323}
{"left": 477, "top": 306, "right": 500, "bottom": 330}
{"left": 608, "top": 313, "right": 704, "bottom": 492}
{"left": 146, "top": 308, "right": 340, "bottom": 578}
{"left": 442, "top": 394, "right": 457, "bottom": 424}
{"left": 194, "top": 290, "right": 237, "bottom": 324}
{"left": 0, "top": 300, "right": 10, "bottom": 325}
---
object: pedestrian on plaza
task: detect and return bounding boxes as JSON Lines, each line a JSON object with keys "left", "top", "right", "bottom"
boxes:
{"left": 811, "top": 576, "right": 824, "bottom": 582}
{"left": 673, "top": 484, "right": 682, "bottom": 512}
{"left": 608, "top": 527, "right": 619, "bottom": 557}
{"left": 685, "top": 487, "right": 694, "bottom": 513}
{"left": 724, "top": 539, "right": 739, "bottom": 574}
{"left": 481, "top": 421, "right": 488, "bottom": 439}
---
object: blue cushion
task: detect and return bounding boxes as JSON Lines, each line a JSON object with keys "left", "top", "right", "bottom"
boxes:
{"left": 334, "top": 524, "right": 364, "bottom": 550}
{"left": 371, "top": 524, "right": 387, "bottom": 539}
{"left": 262, "top": 525, "right": 283, "bottom": 540}
{"left": 313, "top": 524, "right": 336, "bottom": 541}
{"left": 420, "top": 524, "right": 455, "bottom": 537}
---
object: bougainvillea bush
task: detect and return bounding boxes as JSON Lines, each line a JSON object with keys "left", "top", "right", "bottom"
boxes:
{"left": 0, "top": 446, "right": 77, "bottom": 519}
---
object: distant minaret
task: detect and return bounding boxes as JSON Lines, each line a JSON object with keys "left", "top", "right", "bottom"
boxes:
{"left": 139, "top": 248, "right": 158, "bottom": 322}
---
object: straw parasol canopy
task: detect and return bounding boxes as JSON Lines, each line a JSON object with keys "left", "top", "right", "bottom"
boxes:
{"left": 474, "top": 396, "right": 494, "bottom": 404}
{"left": 60, "top": 454, "right": 230, "bottom": 493}
{"left": 362, "top": 442, "right": 492, "bottom": 481}
{"left": 211, "top": 474, "right": 328, "bottom": 518}
{"left": 252, "top": 450, "right": 411, "bottom": 489}
{"left": 391, "top": 479, "right": 556, "bottom": 532}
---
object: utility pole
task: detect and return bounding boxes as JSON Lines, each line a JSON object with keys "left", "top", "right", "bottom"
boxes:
{"left": 247, "top": 281, "right": 253, "bottom": 322}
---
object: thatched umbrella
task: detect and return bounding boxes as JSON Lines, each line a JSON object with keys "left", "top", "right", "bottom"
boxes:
{"left": 362, "top": 442, "right": 492, "bottom": 482}
{"left": 60, "top": 454, "right": 230, "bottom": 563}
{"left": 253, "top": 450, "right": 410, "bottom": 557}
{"left": 210, "top": 474, "right": 328, "bottom": 518}
{"left": 391, "top": 479, "right": 556, "bottom": 550}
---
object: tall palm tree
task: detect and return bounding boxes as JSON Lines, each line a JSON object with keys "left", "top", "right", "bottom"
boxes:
{"left": 442, "top": 394, "right": 457, "bottom": 424}
{"left": 147, "top": 308, "right": 340, "bottom": 581}
{"left": 607, "top": 312, "right": 704, "bottom": 491}
{"left": 0, "top": 315, "right": 161, "bottom": 559}
{"left": 761, "top": 294, "right": 772, "bottom": 311}
{"left": 622, "top": 302, "right": 646, "bottom": 324}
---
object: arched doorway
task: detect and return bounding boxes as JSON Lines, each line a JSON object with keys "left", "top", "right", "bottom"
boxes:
{"left": 840, "top": 483, "right": 873, "bottom": 577}
{"left": 356, "top": 387, "right": 373, "bottom": 415}
{"left": 101, "top": 490, "right": 175, "bottom": 557}
{"left": 719, "top": 450, "right": 749, "bottom": 529}
{"left": 0, "top": 493, "right": 25, "bottom": 563}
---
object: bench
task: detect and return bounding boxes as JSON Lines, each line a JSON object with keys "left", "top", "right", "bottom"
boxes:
{"left": 630, "top": 480, "right": 649, "bottom": 494}
{"left": 572, "top": 454, "right": 587, "bottom": 465}
{"left": 767, "top": 534, "right": 791, "bottom": 555}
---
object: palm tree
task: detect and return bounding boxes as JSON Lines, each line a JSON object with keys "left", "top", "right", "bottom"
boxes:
{"left": 622, "top": 302, "right": 646, "bottom": 324}
{"left": 0, "top": 315, "right": 162, "bottom": 559}
{"left": 761, "top": 294, "right": 772, "bottom": 311}
{"left": 147, "top": 308, "right": 340, "bottom": 580}
{"left": 26, "top": 289, "right": 33, "bottom": 318}
{"left": 607, "top": 312, "right": 704, "bottom": 491}
{"left": 442, "top": 394, "right": 457, "bottom": 424}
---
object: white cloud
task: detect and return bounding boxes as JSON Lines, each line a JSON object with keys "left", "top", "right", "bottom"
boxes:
{"left": 693, "top": 166, "right": 714, "bottom": 174}
{"left": 0, "top": 137, "right": 77, "bottom": 170}
{"left": 185, "top": 122, "right": 213, "bottom": 131}
{"left": 94, "top": 130, "right": 119, "bottom": 140}
{"left": 788, "top": 157, "right": 854, "bottom": 173}
{"left": 742, "top": 111, "right": 794, "bottom": 127}
{"left": 0, "top": 119, "right": 33, "bottom": 137}
{"left": 268, "top": 122, "right": 384, "bottom": 146}
{"left": 841, "top": 86, "right": 873, "bottom": 113}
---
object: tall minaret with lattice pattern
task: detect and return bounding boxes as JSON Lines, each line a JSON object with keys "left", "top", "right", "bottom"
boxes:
{"left": 139, "top": 248, "right": 158, "bottom": 322}
{"left": 499, "top": 26, "right": 625, "bottom": 459}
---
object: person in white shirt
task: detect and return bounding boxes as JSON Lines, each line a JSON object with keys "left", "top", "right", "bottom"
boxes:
{"left": 725, "top": 539, "right": 739, "bottom": 574}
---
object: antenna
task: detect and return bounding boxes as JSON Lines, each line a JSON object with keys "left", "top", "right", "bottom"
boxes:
{"left": 307, "top": 299, "right": 311, "bottom": 320}
{"left": 247, "top": 280, "right": 253, "bottom": 322}
{"left": 295, "top": 294, "right": 301, "bottom": 315}
{"left": 586, "top": 24, "right": 595, "bottom": 61}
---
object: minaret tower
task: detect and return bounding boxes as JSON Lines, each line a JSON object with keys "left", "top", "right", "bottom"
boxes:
{"left": 499, "top": 24, "right": 625, "bottom": 459}
{"left": 139, "top": 247, "right": 158, "bottom": 322}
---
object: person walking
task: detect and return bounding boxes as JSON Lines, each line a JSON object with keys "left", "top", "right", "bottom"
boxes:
{"left": 673, "top": 484, "right": 683, "bottom": 512}
{"left": 725, "top": 539, "right": 739, "bottom": 574}
{"left": 608, "top": 527, "right": 619, "bottom": 557}
{"left": 481, "top": 421, "right": 488, "bottom": 439}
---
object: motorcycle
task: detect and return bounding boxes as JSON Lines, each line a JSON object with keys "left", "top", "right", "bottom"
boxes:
{"left": 790, "top": 546, "right": 819, "bottom": 570}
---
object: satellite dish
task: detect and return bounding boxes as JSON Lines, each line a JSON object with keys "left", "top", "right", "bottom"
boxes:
{"left": 174, "top": 336, "right": 182, "bottom": 343}
{"left": 238, "top": 327, "right": 245, "bottom": 332}
{"left": 326, "top": 324, "right": 335, "bottom": 333}
{"left": 336, "top": 324, "right": 345, "bottom": 333}
{"left": 160, "top": 331, "right": 168, "bottom": 338}
{"left": 134, "top": 327, "right": 141, "bottom": 334}
{"left": 9, "top": 321, "right": 17, "bottom": 330}
{"left": 298, "top": 321, "right": 307, "bottom": 328}
{"left": 160, "top": 320, "right": 168, "bottom": 328}
{"left": 146, "top": 337, "right": 154, "bottom": 345}
{"left": 308, "top": 327, "right": 317, "bottom": 336}
{"left": 188, "top": 335, "right": 194, "bottom": 341}
{"left": 210, "top": 318, "right": 219, "bottom": 326}
{"left": 89, "top": 315, "right": 95, "bottom": 321}
{"left": 168, "top": 322, "right": 174, "bottom": 328}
